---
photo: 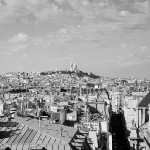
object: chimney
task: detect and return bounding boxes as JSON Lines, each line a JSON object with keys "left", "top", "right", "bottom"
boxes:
{"left": 80, "top": 86, "right": 82, "bottom": 96}
{"left": 21, "top": 101, "right": 23, "bottom": 111}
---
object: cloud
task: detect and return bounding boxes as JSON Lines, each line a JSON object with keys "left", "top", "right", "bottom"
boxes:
{"left": 118, "top": 60, "right": 149, "bottom": 67}
{"left": 0, "top": 0, "right": 58, "bottom": 25}
{"left": 1, "top": 51, "right": 11, "bottom": 57}
{"left": 9, "top": 33, "right": 28, "bottom": 43}
{"left": 139, "top": 46, "right": 148, "bottom": 52}
{"left": 34, "top": 4, "right": 60, "bottom": 23}
{"left": 0, "top": 0, "right": 149, "bottom": 29}
{"left": 22, "top": 54, "right": 28, "bottom": 59}
{"left": 17, "top": 66, "right": 24, "bottom": 71}
{"left": 11, "top": 43, "right": 29, "bottom": 52}
{"left": 133, "top": 1, "right": 150, "bottom": 14}
{"left": 119, "top": 10, "right": 130, "bottom": 16}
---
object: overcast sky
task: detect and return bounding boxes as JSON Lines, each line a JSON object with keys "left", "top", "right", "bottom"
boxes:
{"left": 0, "top": 0, "right": 150, "bottom": 78}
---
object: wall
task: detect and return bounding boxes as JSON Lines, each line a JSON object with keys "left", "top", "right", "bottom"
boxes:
{"left": 50, "top": 105, "right": 58, "bottom": 112}
{"left": 60, "top": 110, "right": 66, "bottom": 124}
{"left": 66, "top": 110, "right": 77, "bottom": 121}
{"left": 51, "top": 112, "right": 60, "bottom": 122}
{"left": 100, "top": 120, "right": 109, "bottom": 150}
{"left": 0, "top": 103, "right": 3, "bottom": 115}
{"left": 109, "top": 133, "right": 112, "bottom": 150}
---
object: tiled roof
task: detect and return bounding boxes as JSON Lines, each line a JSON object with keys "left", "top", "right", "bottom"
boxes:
{"left": 138, "top": 92, "right": 150, "bottom": 107}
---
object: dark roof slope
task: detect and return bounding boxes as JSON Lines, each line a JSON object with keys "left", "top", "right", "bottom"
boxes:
{"left": 138, "top": 92, "right": 150, "bottom": 107}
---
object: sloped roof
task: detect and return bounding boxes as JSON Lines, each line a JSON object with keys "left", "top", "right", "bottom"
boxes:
{"left": 0, "top": 116, "right": 80, "bottom": 150}
{"left": 138, "top": 92, "right": 150, "bottom": 107}
{"left": 14, "top": 116, "right": 77, "bottom": 143}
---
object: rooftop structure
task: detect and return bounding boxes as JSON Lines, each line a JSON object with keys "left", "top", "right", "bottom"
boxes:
{"left": 138, "top": 91, "right": 150, "bottom": 107}
{"left": 0, "top": 115, "right": 90, "bottom": 150}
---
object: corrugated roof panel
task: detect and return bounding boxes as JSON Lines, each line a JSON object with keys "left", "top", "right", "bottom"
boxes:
{"left": 16, "top": 144, "right": 23, "bottom": 150}
{"left": 36, "top": 134, "right": 46, "bottom": 144}
{"left": 49, "top": 138, "right": 56, "bottom": 144}
{"left": 1, "top": 124, "right": 20, "bottom": 144}
{"left": 22, "top": 144, "right": 29, "bottom": 150}
{"left": 13, "top": 126, "right": 28, "bottom": 144}
{"left": 17, "top": 128, "right": 33, "bottom": 144}
{"left": 7, "top": 125, "right": 25, "bottom": 144}
{"left": 46, "top": 144, "right": 53, "bottom": 150}
{"left": 30, "top": 132, "right": 42, "bottom": 144}
{"left": 0, "top": 116, "right": 78, "bottom": 150}
{"left": 59, "top": 144, "right": 65, "bottom": 150}
{"left": 42, "top": 136, "right": 51, "bottom": 144}
{"left": 25, "top": 130, "right": 37, "bottom": 144}
{"left": 53, "top": 144, "right": 59, "bottom": 150}
{"left": 11, "top": 144, "right": 17, "bottom": 150}
{"left": 54, "top": 139, "right": 61, "bottom": 144}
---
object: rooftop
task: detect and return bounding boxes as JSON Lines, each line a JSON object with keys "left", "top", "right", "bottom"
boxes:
{"left": 138, "top": 92, "right": 150, "bottom": 107}
{"left": 0, "top": 116, "right": 81, "bottom": 150}
{"left": 15, "top": 116, "right": 78, "bottom": 143}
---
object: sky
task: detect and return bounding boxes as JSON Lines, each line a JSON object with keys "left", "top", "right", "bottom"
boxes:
{"left": 0, "top": 0, "right": 150, "bottom": 78}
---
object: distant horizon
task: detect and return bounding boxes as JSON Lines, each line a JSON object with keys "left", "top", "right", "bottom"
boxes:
{"left": 0, "top": 0, "right": 150, "bottom": 78}
{"left": 1, "top": 68, "right": 149, "bottom": 80}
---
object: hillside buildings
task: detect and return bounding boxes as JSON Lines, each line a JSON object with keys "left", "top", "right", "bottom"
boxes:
{"left": 0, "top": 66, "right": 150, "bottom": 150}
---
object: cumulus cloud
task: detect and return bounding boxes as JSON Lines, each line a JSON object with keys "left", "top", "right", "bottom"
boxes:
{"left": 9, "top": 33, "right": 28, "bottom": 43}
{"left": 0, "top": 0, "right": 149, "bottom": 26}
{"left": 0, "top": 0, "right": 59, "bottom": 24}
{"left": 34, "top": 4, "right": 59, "bottom": 23}
{"left": 133, "top": 1, "right": 150, "bottom": 14}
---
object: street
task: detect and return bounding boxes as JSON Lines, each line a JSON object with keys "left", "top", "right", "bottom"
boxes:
{"left": 112, "top": 113, "right": 130, "bottom": 150}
